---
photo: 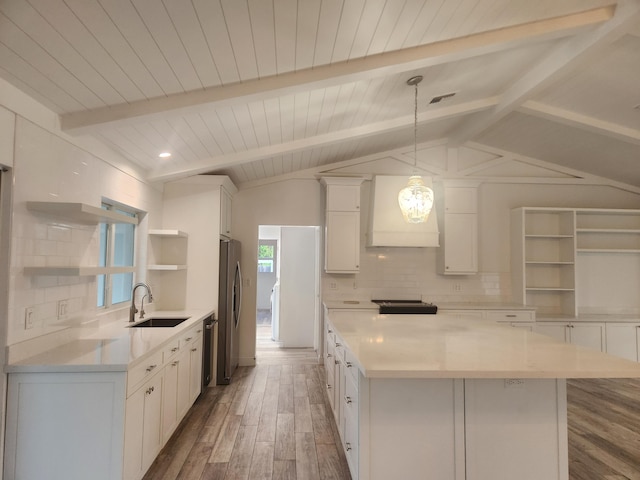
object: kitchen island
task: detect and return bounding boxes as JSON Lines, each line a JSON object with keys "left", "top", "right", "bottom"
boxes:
{"left": 4, "top": 309, "right": 214, "bottom": 480}
{"left": 324, "top": 310, "right": 640, "bottom": 480}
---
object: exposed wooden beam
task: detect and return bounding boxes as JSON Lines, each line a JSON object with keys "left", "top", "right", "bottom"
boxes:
{"left": 519, "top": 100, "right": 640, "bottom": 145}
{"left": 61, "top": 7, "right": 614, "bottom": 135}
{"left": 147, "top": 98, "right": 499, "bottom": 182}
{"left": 449, "top": 0, "right": 640, "bottom": 145}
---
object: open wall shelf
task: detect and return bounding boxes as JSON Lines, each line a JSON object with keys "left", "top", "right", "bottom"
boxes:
{"left": 27, "top": 202, "right": 138, "bottom": 225}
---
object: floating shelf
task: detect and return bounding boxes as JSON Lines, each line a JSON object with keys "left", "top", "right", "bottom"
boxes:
{"left": 148, "top": 265, "right": 187, "bottom": 271}
{"left": 27, "top": 202, "right": 138, "bottom": 225}
{"left": 148, "top": 229, "right": 188, "bottom": 238}
{"left": 577, "top": 249, "right": 640, "bottom": 254}
{"left": 24, "top": 266, "right": 135, "bottom": 276}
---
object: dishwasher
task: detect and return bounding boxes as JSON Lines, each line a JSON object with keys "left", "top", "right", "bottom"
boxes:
{"left": 202, "top": 314, "right": 218, "bottom": 387}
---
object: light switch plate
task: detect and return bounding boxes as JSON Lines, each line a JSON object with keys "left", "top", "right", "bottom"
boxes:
{"left": 57, "top": 299, "right": 69, "bottom": 320}
{"left": 24, "top": 307, "right": 34, "bottom": 329}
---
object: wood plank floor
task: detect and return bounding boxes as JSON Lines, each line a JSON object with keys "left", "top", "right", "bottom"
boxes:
{"left": 142, "top": 348, "right": 351, "bottom": 480}
{"left": 567, "top": 378, "right": 640, "bottom": 480}
{"left": 143, "top": 352, "right": 640, "bottom": 480}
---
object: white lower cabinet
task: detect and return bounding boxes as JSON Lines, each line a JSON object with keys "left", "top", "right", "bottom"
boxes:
{"left": 124, "top": 372, "right": 164, "bottom": 479}
{"left": 535, "top": 321, "right": 606, "bottom": 351}
{"left": 5, "top": 323, "right": 205, "bottom": 480}
{"left": 605, "top": 322, "right": 640, "bottom": 361}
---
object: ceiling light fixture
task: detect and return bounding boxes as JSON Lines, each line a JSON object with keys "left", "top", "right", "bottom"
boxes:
{"left": 158, "top": 152, "right": 172, "bottom": 158}
{"left": 398, "top": 75, "right": 434, "bottom": 224}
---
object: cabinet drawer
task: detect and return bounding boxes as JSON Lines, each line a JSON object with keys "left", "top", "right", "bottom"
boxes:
{"left": 485, "top": 310, "right": 535, "bottom": 323}
{"left": 127, "top": 350, "right": 163, "bottom": 394}
{"left": 344, "top": 349, "right": 358, "bottom": 383}
{"left": 342, "top": 408, "right": 359, "bottom": 479}
{"left": 179, "top": 325, "right": 202, "bottom": 347}
{"left": 343, "top": 372, "right": 358, "bottom": 416}
{"left": 162, "top": 339, "right": 180, "bottom": 362}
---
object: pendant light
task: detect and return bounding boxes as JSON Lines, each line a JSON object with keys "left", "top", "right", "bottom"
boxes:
{"left": 398, "top": 75, "right": 434, "bottom": 224}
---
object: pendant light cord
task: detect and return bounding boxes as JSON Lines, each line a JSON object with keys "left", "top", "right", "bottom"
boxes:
{"left": 413, "top": 80, "right": 418, "bottom": 172}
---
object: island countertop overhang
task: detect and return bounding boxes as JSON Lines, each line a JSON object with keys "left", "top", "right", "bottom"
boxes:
{"left": 327, "top": 310, "right": 640, "bottom": 379}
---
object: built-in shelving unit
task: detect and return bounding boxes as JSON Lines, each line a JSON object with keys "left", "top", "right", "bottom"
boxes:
{"left": 512, "top": 208, "right": 577, "bottom": 317}
{"left": 148, "top": 229, "right": 188, "bottom": 272}
{"left": 24, "top": 201, "right": 138, "bottom": 276}
{"left": 27, "top": 202, "right": 138, "bottom": 225}
{"left": 512, "top": 207, "right": 640, "bottom": 318}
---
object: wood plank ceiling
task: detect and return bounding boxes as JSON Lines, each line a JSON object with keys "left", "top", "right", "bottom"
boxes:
{"left": 1, "top": 0, "right": 639, "bottom": 187}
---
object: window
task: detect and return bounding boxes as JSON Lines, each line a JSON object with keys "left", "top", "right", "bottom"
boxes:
{"left": 258, "top": 242, "right": 276, "bottom": 273}
{"left": 97, "top": 202, "right": 136, "bottom": 308}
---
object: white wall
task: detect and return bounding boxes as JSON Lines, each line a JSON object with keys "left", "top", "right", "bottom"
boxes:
{"left": 2, "top": 94, "right": 163, "bottom": 350}
{"left": 231, "top": 179, "right": 323, "bottom": 365}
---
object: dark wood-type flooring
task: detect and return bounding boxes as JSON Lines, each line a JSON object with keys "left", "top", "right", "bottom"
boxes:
{"left": 568, "top": 378, "right": 640, "bottom": 480}
{"left": 143, "top": 350, "right": 640, "bottom": 480}
{"left": 142, "top": 348, "right": 351, "bottom": 480}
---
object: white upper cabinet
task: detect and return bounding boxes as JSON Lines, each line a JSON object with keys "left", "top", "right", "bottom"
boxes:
{"left": 321, "top": 177, "right": 364, "bottom": 274}
{"left": 220, "top": 187, "right": 233, "bottom": 238}
{"left": 437, "top": 182, "right": 479, "bottom": 275}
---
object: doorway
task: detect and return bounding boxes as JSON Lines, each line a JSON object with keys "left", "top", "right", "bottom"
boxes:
{"left": 256, "top": 226, "right": 320, "bottom": 353}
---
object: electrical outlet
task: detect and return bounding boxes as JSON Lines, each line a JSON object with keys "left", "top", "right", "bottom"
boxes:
{"left": 504, "top": 378, "right": 525, "bottom": 389}
{"left": 24, "top": 307, "right": 34, "bottom": 329}
{"left": 453, "top": 283, "right": 462, "bottom": 292}
{"left": 329, "top": 282, "right": 338, "bottom": 290}
{"left": 57, "top": 299, "right": 69, "bottom": 320}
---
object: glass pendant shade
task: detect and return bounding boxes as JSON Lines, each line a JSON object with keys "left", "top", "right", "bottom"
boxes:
{"left": 398, "top": 175, "right": 434, "bottom": 223}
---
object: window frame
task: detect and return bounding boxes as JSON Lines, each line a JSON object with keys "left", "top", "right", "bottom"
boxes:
{"left": 98, "top": 202, "right": 137, "bottom": 309}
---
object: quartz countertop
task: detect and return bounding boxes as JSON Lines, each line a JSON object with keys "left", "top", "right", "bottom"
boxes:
{"left": 328, "top": 310, "right": 640, "bottom": 379}
{"left": 6, "top": 309, "right": 214, "bottom": 374}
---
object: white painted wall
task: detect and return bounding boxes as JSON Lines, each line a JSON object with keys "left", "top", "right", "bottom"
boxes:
{"left": 231, "top": 179, "right": 323, "bottom": 366}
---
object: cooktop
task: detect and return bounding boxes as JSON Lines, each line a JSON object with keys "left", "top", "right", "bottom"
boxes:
{"left": 372, "top": 299, "right": 438, "bottom": 314}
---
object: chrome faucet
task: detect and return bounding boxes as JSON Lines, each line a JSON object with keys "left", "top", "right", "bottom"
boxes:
{"left": 130, "top": 282, "right": 153, "bottom": 322}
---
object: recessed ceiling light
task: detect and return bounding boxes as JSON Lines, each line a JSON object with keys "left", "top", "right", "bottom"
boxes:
{"left": 159, "top": 152, "right": 172, "bottom": 158}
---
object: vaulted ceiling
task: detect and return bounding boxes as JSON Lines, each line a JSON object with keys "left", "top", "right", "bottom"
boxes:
{"left": 1, "top": 0, "right": 639, "bottom": 187}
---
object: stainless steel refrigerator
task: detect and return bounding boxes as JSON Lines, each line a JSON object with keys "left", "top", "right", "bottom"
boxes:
{"left": 217, "top": 239, "right": 242, "bottom": 385}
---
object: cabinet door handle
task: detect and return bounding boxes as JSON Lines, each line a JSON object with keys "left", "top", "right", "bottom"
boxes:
{"left": 326, "top": 384, "right": 332, "bottom": 390}
{"left": 345, "top": 442, "right": 352, "bottom": 452}
{"left": 327, "top": 353, "right": 332, "bottom": 358}
{"left": 146, "top": 386, "right": 155, "bottom": 395}
{"left": 171, "top": 347, "right": 179, "bottom": 352}
{"left": 196, "top": 329, "right": 202, "bottom": 334}
{"left": 185, "top": 337, "right": 193, "bottom": 342}
{"left": 345, "top": 362, "right": 352, "bottom": 368}
{"left": 506, "top": 314, "right": 517, "bottom": 318}
{"left": 344, "top": 396, "right": 352, "bottom": 404}
{"left": 171, "top": 361, "right": 178, "bottom": 367}
{"left": 328, "top": 329, "right": 333, "bottom": 333}
{"left": 335, "top": 360, "right": 339, "bottom": 365}
{"left": 191, "top": 348, "right": 198, "bottom": 352}
{"left": 146, "top": 364, "right": 157, "bottom": 373}
{"left": 335, "top": 342, "right": 341, "bottom": 347}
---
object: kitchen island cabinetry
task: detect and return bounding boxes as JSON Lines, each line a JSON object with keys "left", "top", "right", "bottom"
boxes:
{"left": 321, "top": 177, "right": 364, "bottom": 274}
{"left": 4, "top": 311, "right": 209, "bottom": 480}
{"left": 324, "top": 310, "right": 640, "bottom": 480}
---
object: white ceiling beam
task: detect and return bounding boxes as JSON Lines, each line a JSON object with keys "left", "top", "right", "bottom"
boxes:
{"left": 519, "top": 100, "right": 640, "bottom": 145}
{"left": 449, "top": 0, "right": 640, "bottom": 145}
{"left": 60, "top": 7, "right": 614, "bottom": 135}
{"left": 147, "top": 97, "right": 499, "bottom": 182}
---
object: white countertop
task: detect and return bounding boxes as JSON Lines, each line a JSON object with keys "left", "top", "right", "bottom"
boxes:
{"left": 328, "top": 310, "right": 640, "bottom": 379}
{"left": 6, "top": 309, "right": 214, "bottom": 374}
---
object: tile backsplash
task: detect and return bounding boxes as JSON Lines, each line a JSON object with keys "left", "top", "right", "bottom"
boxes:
{"left": 322, "top": 245, "right": 511, "bottom": 304}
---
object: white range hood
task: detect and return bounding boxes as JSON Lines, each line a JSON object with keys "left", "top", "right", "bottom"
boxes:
{"left": 367, "top": 175, "right": 439, "bottom": 247}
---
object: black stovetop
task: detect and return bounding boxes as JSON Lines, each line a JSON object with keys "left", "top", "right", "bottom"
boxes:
{"left": 372, "top": 299, "right": 438, "bottom": 314}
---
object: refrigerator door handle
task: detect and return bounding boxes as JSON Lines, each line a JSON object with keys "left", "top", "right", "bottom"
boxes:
{"left": 233, "top": 261, "right": 242, "bottom": 328}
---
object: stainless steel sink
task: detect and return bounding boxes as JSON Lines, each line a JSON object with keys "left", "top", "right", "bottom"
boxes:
{"left": 129, "top": 317, "right": 190, "bottom": 327}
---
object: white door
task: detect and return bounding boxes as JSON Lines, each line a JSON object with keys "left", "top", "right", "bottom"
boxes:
{"left": 279, "top": 227, "right": 319, "bottom": 348}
